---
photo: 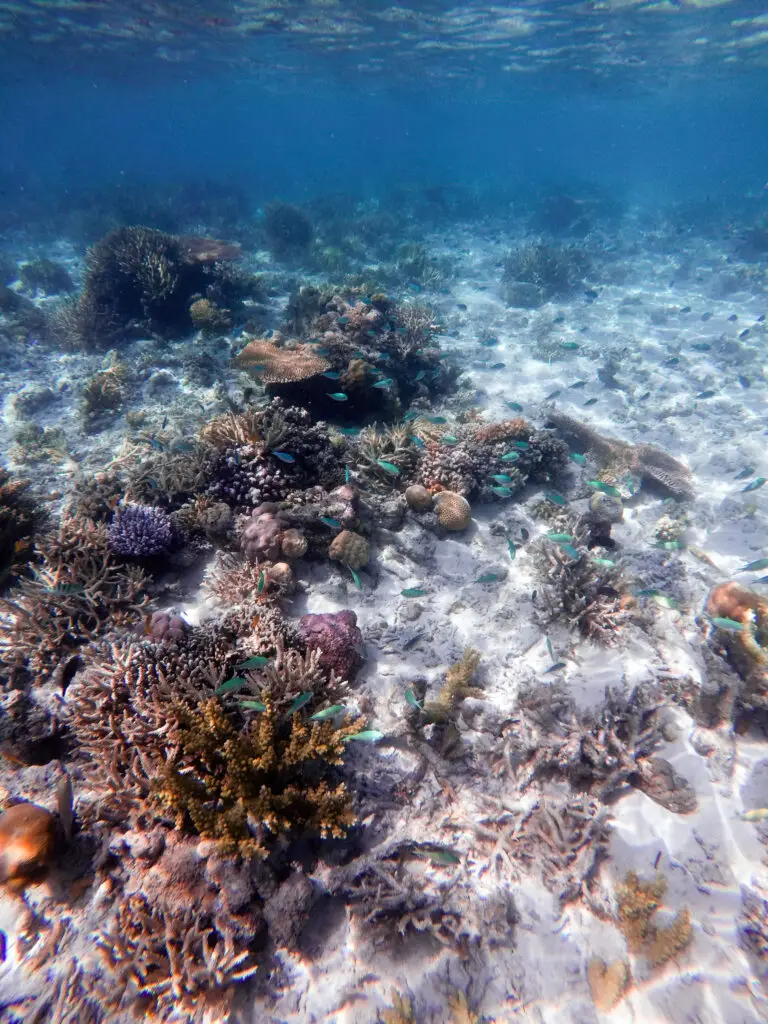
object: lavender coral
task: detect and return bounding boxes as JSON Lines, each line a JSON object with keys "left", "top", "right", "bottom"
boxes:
{"left": 299, "top": 610, "right": 364, "bottom": 681}
{"left": 108, "top": 504, "right": 174, "bottom": 558}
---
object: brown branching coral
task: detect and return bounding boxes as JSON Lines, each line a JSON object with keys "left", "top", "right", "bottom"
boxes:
{"left": 423, "top": 648, "right": 483, "bottom": 723}
{"left": 108, "top": 435, "right": 215, "bottom": 505}
{"left": 379, "top": 990, "right": 416, "bottom": 1024}
{"left": 547, "top": 410, "right": 693, "bottom": 500}
{"left": 236, "top": 336, "right": 330, "bottom": 384}
{"left": 616, "top": 871, "right": 692, "bottom": 968}
{"left": 0, "top": 515, "right": 150, "bottom": 684}
{"left": 81, "top": 362, "right": 126, "bottom": 422}
{"left": 0, "top": 464, "right": 41, "bottom": 590}
{"left": 199, "top": 407, "right": 284, "bottom": 449}
{"left": 69, "top": 635, "right": 363, "bottom": 856}
{"left": 96, "top": 893, "right": 257, "bottom": 1022}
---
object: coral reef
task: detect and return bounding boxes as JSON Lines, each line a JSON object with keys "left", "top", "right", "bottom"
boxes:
{"left": 108, "top": 503, "right": 175, "bottom": 559}
{"left": 404, "top": 484, "right": 433, "bottom": 511}
{"left": 299, "top": 610, "right": 364, "bottom": 681}
{"left": 422, "top": 648, "right": 482, "bottom": 724}
{"left": 0, "top": 464, "right": 41, "bottom": 590}
{"left": 189, "top": 296, "right": 232, "bottom": 337}
{"left": 240, "top": 505, "right": 292, "bottom": 562}
{"left": 81, "top": 361, "right": 126, "bottom": 424}
{"left": 0, "top": 515, "right": 149, "bottom": 684}
{"left": 547, "top": 411, "right": 693, "bottom": 499}
{"left": 502, "top": 243, "right": 588, "bottom": 306}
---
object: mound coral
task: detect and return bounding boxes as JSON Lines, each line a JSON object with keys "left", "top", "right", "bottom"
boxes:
{"left": 299, "top": 610, "right": 364, "bottom": 681}
{"left": 404, "top": 484, "right": 432, "bottom": 512}
{"left": 0, "top": 801, "right": 57, "bottom": 887}
{"left": 434, "top": 491, "right": 471, "bottom": 531}
{"left": 328, "top": 529, "right": 369, "bottom": 570}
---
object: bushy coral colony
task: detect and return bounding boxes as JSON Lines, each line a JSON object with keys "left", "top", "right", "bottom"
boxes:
{"left": 0, "top": 206, "right": 767, "bottom": 1024}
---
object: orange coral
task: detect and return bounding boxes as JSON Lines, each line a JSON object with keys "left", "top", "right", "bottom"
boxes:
{"left": 236, "top": 338, "right": 330, "bottom": 384}
{"left": 706, "top": 581, "right": 766, "bottom": 623}
{"left": 0, "top": 802, "right": 57, "bottom": 888}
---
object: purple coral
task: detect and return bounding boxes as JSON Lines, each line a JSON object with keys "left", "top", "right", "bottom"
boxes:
{"left": 299, "top": 610, "right": 364, "bottom": 681}
{"left": 108, "top": 504, "right": 174, "bottom": 558}
{"left": 240, "top": 505, "right": 292, "bottom": 563}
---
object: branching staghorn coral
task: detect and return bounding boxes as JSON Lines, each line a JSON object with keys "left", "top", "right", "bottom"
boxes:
{"left": 422, "top": 648, "right": 483, "bottom": 724}
{"left": 0, "top": 515, "right": 150, "bottom": 684}
{"left": 68, "top": 635, "right": 363, "bottom": 856}
{"left": 107, "top": 434, "right": 215, "bottom": 505}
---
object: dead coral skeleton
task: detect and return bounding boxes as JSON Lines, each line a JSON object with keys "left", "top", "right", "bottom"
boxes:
{"left": 547, "top": 410, "right": 693, "bottom": 500}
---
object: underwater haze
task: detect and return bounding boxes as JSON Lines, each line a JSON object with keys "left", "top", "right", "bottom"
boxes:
{"left": 1, "top": 3, "right": 768, "bottom": 1024}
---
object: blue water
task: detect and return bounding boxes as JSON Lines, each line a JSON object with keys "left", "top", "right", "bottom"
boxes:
{"left": 1, "top": 3, "right": 767, "bottom": 221}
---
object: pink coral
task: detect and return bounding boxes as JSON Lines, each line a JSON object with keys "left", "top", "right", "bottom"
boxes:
{"left": 299, "top": 610, "right": 364, "bottom": 681}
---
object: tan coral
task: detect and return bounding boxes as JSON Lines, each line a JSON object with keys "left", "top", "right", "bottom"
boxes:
{"left": 0, "top": 802, "right": 57, "bottom": 887}
{"left": 329, "top": 529, "right": 369, "bottom": 569}
{"left": 434, "top": 490, "right": 471, "bottom": 531}
{"left": 235, "top": 337, "right": 330, "bottom": 384}
{"left": 267, "top": 561, "right": 294, "bottom": 594}
{"left": 405, "top": 484, "right": 433, "bottom": 512}
{"left": 473, "top": 417, "right": 531, "bottom": 444}
{"left": 587, "top": 957, "right": 631, "bottom": 1011}
{"left": 281, "top": 528, "right": 308, "bottom": 559}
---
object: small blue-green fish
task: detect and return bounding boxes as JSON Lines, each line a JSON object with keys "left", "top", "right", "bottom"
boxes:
{"left": 414, "top": 370, "right": 426, "bottom": 382}
{"left": 743, "top": 478, "right": 766, "bottom": 492}
{"left": 490, "top": 362, "right": 506, "bottom": 370}
{"left": 148, "top": 437, "right": 166, "bottom": 450}
{"left": 547, "top": 533, "right": 573, "bottom": 542}
{"left": 560, "top": 341, "right": 579, "bottom": 351}
{"left": 413, "top": 846, "right": 460, "bottom": 866}
{"left": 735, "top": 466, "right": 756, "bottom": 480}
{"left": 237, "top": 655, "right": 271, "bottom": 669}
{"left": 476, "top": 572, "right": 502, "bottom": 583}
{"left": 441, "top": 434, "right": 458, "bottom": 445}
{"left": 664, "top": 357, "right": 680, "bottom": 367}
{"left": 410, "top": 435, "right": 424, "bottom": 449}
{"left": 310, "top": 704, "right": 345, "bottom": 721}
{"left": 240, "top": 700, "right": 267, "bottom": 711}
{"left": 349, "top": 567, "right": 362, "bottom": 590}
{"left": 513, "top": 441, "right": 530, "bottom": 450}
{"left": 544, "top": 492, "right": 567, "bottom": 506}
{"left": 49, "top": 583, "right": 85, "bottom": 595}
{"left": 636, "top": 587, "right": 661, "bottom": 597}
{"left": 544, "top": 662, "right": 567, "bottom": 673}
{"left": 289, "top": 692, "right": 313, "bottom": 714}
{"left": 739, "top": 328, "right": 751, "bottom": 340}
{"left": 339, "top": 426, "right": 361, "bottom": 435}
{"left": 545, "top": 389, "right": 562, "bottom": 400}
{"left": 170, "top": 440, "right": 195, "bottom": 453}
{"left": 710, "top": 617, "right": 745, "bottom": 632}
{"left": 337, "top": 316, "right": 350, "bottom": 325}
{"left": 405, "top": 688, "right": 423, "bottom": 711}
{"left": 491, "top": 486, "right": 513, "bottom": 497}
{"left": 569, "top": 380, "right": 587, "bottom": 389}
{"left": 401, "top": 587, "right": 426, "bottom": 598}
{"left": 491, "top": 474, "right": 513, "bottom": 484}
{"left": 691, "top": 342, "right": 711, "bottom": 351}
{"left": 320, "top": 516, "right": 342, "bottom": 529}
{"left": 407, "top": 282, "right": 422, "bottom": 292}
{"left": 696, "top": 390, "right": 716, "bottom": 399}
{"left": 558, "top": 543, "right": 580, "bottom": 559}
{"left": 505, "top": 401, "right": 523, "bottom": 411}
{"left": 569, "top": 452, "right": 587, "bottom": 465}
{"left": 233, "top": 449, "right": 240, "bottom": 465}
{"left": 216, "top": 676, "right": 247, "bottom": 695}
{"left": 376, "top": 459, "right": 400, "bottom": 476}
{"left": 403, "top": 410, "right": 420, "bottom": 421}
{"left": 257, "top": 570, "right": 266, "bottom": 595}
{"left": 272, "top": 450, "right": 295, "bottom": 463}
{"left": 373, "top": 378, "right": 394, "bottom": 389}
{"left": 343, "top": 729, "right": 384, "bottom": 743}
{"left": 591, "top": 557, "right": 615, "bottom": 567}
{"left": 652, "top": 593, "right": 679, "bottom": 609}
{"left": 161, "top": 415, "right": 168, "bottom": 428}
{"left": 314, "top": 347, "right": 331, "bottom": 356}
{"left": 680, "top": 306, "right": 691, "bottom": 314}
{"left": 658, "top": 540, "right": 684, "bottom": 551}
{"left": 587, "top": 480, "right": 621, "bottom": 498}
{"left": 428, "top": 416, "right": 447, "bottom": 424}
{"left": 481, "top": 336, "right": 499, "bottom": 346}
{"left": 322, "top": 371, "right": 341, "bottom": 380}
{"left": 501, "top": 452, "right": 520, "bottom": 462}
{"left": 583, "top": 398, "right": 598, "bottom": 407}
{"left": 508, "top": 540, "right": 516, "bottom": 560}
{"left": 546, "top": 636, "right": 555, "bottom": 661}
{"left": 739, "top": 558, "right": 768, "bottom": 572}
{"left": 638, "top": 392, "right": 651, "bottom": 401}
{"left": 345, "top": 465, "right": 351, "bottom": 483}
{"left": 328, "top": 392, "right": 349, "bottom": 401}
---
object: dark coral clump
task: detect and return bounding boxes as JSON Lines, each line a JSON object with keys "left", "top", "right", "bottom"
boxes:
{"left": 264, "top": 201, "right": 313, "bottom": 260}
{"left": 0, "top": 464, "right": 42, "bottom": 590}
{"left": 299, "top": 610, "right": 365, "bottom": 682}
{"left": 502, "top": 242, "right": 588, "bottom": 307}
{"left": 51, "top": 226, "right": 242, "bottom": 349}
{"left": 108, "top": 504, "right": 175, "bottom": 559}
{"left": 19, "top": 258, "right": 74, "bottom": 296}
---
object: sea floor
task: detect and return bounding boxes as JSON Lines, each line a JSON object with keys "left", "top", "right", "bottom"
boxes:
{"left": 1, "top": 221, "right": 767, "bottom": 1023}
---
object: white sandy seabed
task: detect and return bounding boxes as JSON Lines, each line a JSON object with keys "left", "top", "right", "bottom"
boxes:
{"left": 0, "top": 230, "right": 767, "bottom": 1023}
